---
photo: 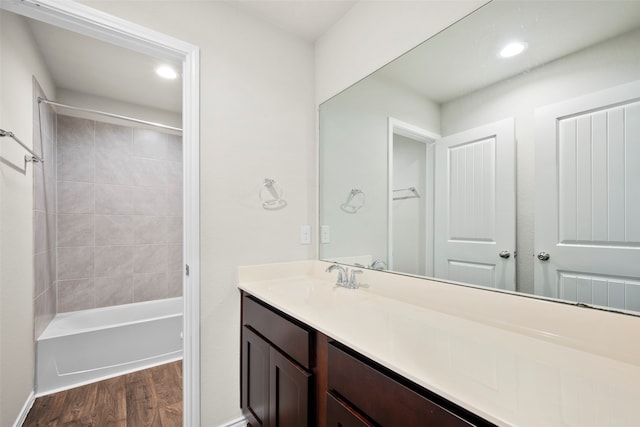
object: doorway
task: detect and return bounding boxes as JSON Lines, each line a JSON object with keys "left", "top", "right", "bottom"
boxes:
{"left": 387, "top": 118, "right": 438, "bottom": 275}
{"left": 1, "top": 0, "right": 200, "bottom": 424}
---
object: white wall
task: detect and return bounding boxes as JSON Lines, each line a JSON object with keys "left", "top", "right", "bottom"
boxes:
{"left": 319, "top": 75, "right": 438, "bottom": 264}
{"left": 74, "top": 1, "right": 316, "bottom": 425}
{"left": 392, "top": 135, "right": 427, "bottom": 276}
{"left": 0, "top": 10, "right": 55, "bottom": 427}
{"left": 315, "top": 0, "right": 488, "bottom": 104}
{"left": 441, "top": 28, "right": 640, "bottom": 294}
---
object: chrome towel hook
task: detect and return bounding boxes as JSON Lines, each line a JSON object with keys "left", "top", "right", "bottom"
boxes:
{"left": 340, "top": 189, "right": 365, "bottom": 214}
{"left": 260, "top": 178, "right": 287, "bottom": 210}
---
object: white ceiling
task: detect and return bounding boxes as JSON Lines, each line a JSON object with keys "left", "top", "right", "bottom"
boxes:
{"left": 28, "top": 19, "right": 183, "bottom": 113}
{"left": 26, "top": 0, "right": 356, "bottom": 114}
{"left": 376, "top": 1, "right": 640, "bottom": 103}
{"left": 232, "top": 0, "right": 356, "bottom": 41}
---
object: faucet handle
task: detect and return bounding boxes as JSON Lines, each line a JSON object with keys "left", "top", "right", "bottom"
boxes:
{"left": 348, "top": 269, "right": 363, "bottom": 288}
{"left": 326, "top": 263, "right": 348, "bottom": 286}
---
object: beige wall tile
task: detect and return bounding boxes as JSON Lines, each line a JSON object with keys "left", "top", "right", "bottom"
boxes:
{"left": 133, "top": 128, "right": 167, "bottom": 160}
{"left": 133, "top": 244, "right": 167, "bottom": 274}
{"left": 57, "top": 214, "right": 94, "bottom": 247}
{"left": 54, "top": 117, "right": 181, "bottom": 312}
{"left": 95, "top": 275, "right": 133, "bottom": 307}
{"left": 58, "top": 278, "right": 94, "bottom": 312}
{"left": 94, "top": 245, "right": 133, "bottom": 277}
{"left": 132, "top": 158, "right": 166, "bottom": 188}
{"left": 166, "top": 134, "right": 182, "bottom": 162}
{"left": 133, "top": 186, "right": 166, "bottom": 216}
{"left": 166, "top": 270, "right": 183, "bottom": 298}
{"left": 133, "top": 272, "right": 167, "bottom": 302}
{"left": 95, "top": 184, "right": 133, "bottom": 215}
{"left": 133, "top": 216, "right": 166, "bottom": 244}
{"left": 58, "top": 181, "right": 94, "bottom": 214}
{"left": 95, "top": 215, "right": 132, "bottom": 246}
{"left": 58, "top": 247, "right": 94, "bottom": 280}
{"left": 167, "top": 244, "right": 182, "bottom": 272}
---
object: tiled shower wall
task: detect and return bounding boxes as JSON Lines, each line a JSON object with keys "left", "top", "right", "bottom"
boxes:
{"left": 33, "top": 81, "right": 57, "bottom": 338}
{"left": 56, "top": 114, "right": 183, "bottom": 313}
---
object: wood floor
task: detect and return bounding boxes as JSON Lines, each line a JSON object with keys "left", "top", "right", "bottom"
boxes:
{"left": 23, "top": 360, "right": 182, "bottom": 427}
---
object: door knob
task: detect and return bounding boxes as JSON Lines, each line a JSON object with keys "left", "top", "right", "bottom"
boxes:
{"left": 537, "top": 252, "right": 550, "bottom": 261}
{"left": 499, "top": 251, "right": 511, "bottom": 259}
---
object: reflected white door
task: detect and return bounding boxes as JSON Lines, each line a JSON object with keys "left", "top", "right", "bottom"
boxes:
{"left": 535, "top": 81, "right": 640, "bottom": 311}
{"left": 434, "top": 118, "right": 516, "bottom": 290}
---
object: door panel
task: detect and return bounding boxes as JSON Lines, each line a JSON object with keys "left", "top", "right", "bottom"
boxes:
{"left": 242, "top": 326, "right": 271, "bottom": 427}
{"left": 557, "top": 272, "right": 640, "bottom": 311}
{"left": 434, "top": 118, "right": 516, "bottom": 290}
{"left": 535, "top": 80, "right": 640, "bottom": 309}
{"left": 269, "top": 347, "right": 311, "bottom": 427}
{"left": 448, "top": 260, "right": 496, "bottom": 288}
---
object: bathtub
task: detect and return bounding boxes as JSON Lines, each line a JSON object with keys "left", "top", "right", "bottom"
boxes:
{"left": 36, "top": 297, "right": 183, "bottom": 396}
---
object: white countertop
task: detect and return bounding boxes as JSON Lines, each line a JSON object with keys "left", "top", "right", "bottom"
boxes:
{"left": 238, "top": 260, "right": 640, "bottom": 427}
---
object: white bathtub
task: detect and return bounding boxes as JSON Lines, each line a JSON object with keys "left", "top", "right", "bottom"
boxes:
{"left": 36, "top": 297, "right": 183, "bottom": 396}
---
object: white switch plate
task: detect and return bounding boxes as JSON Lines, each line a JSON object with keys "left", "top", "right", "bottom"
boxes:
{"left": 300, "top": 225, "right": 312, "bottom": 244}
{"left": 320, "top": 225, "right": 330, "bottom": 243}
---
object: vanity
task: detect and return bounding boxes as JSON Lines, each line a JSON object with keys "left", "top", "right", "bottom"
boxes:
{"left": 238, "top": 261, "right": 640, "bottom": 427}
{"left": 240, "top": 293, "right": 488, "bottom": 427}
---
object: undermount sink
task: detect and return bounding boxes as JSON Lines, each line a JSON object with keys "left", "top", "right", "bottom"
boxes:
{"left": 265, "top": 278, "right": 368, "bottom": 310}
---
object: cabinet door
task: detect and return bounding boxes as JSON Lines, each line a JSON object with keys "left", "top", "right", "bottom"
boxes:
{"left": 242, "top": 327, "right": 270, "bottom": 427}
{"left": 326, "top": 393, "right": 373, "bottom": 427}
{"left": 269, "top": 347, "right": 312, "bottom": 427}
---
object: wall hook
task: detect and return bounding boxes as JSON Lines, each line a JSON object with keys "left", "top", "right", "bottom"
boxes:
{"left": 340, "top": 189, "right": 365, "bottom": 214}
{"left": 259, "top": 178, "right": 287, "bottom": 210}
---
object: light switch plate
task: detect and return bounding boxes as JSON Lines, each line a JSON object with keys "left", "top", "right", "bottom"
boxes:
{"left": 320, "top": 225, "right": 330, "bottom": 244}
{"left": 300, "top": 225, "right": 311, "bottom": 244}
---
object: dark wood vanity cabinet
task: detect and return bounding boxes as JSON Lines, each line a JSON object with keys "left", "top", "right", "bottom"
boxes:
{"left": 325, "top": 393, "right": 374, "bottom": 427}
{"left": 241, "top": 291, "right": 495, "bottom": 427}
{"left": 241, "top": 293, "right": 314, "bottom": 427}
{"left": 327, "top": 342, "right": 494, "bottom": 427}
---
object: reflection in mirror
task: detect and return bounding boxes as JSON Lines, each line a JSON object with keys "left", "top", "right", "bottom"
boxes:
{"left": 319, "top": 0, "right": 640, "bottom": 314}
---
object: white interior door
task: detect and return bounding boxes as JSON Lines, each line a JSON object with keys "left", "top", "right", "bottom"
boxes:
{"left": 535, "top": 81, "right": 640, "bottom": 311}
{"left": 434, "top": 118, "right": 516, "bottom": 290}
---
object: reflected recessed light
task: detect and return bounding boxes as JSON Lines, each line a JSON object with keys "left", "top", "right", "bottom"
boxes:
{"left": 156, "top": 65, "right": 178, "bottom": 79}
{"left": 499, "top": 41, "right": 528, "bottom": 58}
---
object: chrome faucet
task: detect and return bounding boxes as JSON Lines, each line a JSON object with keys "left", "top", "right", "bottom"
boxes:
{"left": 325, "top": 263, "right": 362, "bottom": 289}
{"left": 369, "top": 259, "right": 387, "bottom": 270}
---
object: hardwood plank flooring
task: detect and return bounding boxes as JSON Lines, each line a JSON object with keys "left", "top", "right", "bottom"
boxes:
{"left": 23, "top": 361, "right": 182, "bottom": 427}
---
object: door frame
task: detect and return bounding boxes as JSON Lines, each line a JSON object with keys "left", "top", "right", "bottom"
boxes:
{"left": 1, "top": 1, "right": 201, "bottom": 425}
{"left": 387, "top": 117, "right": 439, "bottom": 274}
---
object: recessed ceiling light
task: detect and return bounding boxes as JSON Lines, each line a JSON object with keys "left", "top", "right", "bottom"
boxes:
{"left": 156, "top": 65, "right": 178, "bottom": 79}
{"left": 499, "top": 41, "right": 528, "bottom": 58}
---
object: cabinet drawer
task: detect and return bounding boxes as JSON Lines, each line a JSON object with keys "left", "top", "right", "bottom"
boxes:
{"left": 328, "top": 343, "right": 483, "bottom": 427}
{"left": 326, "top": 393, "right": 373, "bottom": 427}
{"left": 243, "top": 294, "right": 311, "bottom": 369}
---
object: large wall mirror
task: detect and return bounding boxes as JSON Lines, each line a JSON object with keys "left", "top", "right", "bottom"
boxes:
{"left": 319, "top": 0, "right": 640, "bottom": 314}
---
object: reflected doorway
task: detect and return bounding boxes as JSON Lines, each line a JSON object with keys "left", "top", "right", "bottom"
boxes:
{"left": 387, "top": 118, "right": 438, "bottom": 276}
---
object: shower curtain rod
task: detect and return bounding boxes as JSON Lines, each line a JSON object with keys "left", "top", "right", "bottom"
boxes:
{"left": 37, "top": 98, "right": 182, "bottom": 133}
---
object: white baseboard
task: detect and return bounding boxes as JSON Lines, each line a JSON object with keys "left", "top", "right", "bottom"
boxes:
{"left": 218, "top": 416, "right": 247, "bottom": 427}
{"left": 13, "top": 390, "right": 35, "bottom": 427}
